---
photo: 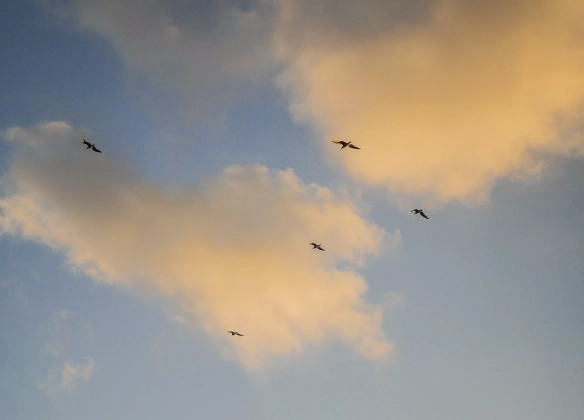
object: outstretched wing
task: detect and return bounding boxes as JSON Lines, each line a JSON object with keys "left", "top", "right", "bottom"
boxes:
{"left": 348, "top": 144, "right": 360, "bottom": 149}
{"left": 82, "top": 139, "right": 90, "bottom": 145}
{"left": 91, "top": 146, "right": 102, "bottom": 153}
{"left": 235, "top": 333, "right": 244, "bottom": 336}
{"left": 317, "top": 246, "right": 325, "bottom": 251}
{"left": 420, "top": 211, "right": 429, "bottom": 219}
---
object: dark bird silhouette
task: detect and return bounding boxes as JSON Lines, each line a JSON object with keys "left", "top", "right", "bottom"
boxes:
{"left": 309, "top": 242, "right": 325, "bottom": 251}
{"left": 332, "top": 140, "right": 360, "bottom": 150}
{"left": 227, "top": 331, "right": 244, "bottom": 336}
{"left": 411, "top": 209, "right": 429, "bottom": 219}
{"left": 82, "top": 139, "right": 102, "bottom": 153}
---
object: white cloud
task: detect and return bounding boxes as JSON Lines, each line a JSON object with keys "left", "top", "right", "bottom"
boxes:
{"left": 1, "top": 121, "right": 399, "bottom": 370}
{"left": 38, "top": 357, "right": 96, "bottom": 394}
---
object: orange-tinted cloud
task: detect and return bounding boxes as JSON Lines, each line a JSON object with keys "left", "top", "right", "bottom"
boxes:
{"left": 276, "top": 0, "right": 584, "bottom": 204}
{"left": 1, "top": 122, "right": 398, "bottom": 370}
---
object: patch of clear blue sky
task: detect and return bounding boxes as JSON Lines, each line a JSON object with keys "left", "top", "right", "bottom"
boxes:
{"left": 0, "top": 1, "right": 124, "bottom": 127}
{"left": 1, "top": 1, "right": 584, "bottom": 419}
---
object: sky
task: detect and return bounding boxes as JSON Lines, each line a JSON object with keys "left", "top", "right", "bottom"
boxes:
{"left": 1, "top": 0, "right": 583, "bottom": 419}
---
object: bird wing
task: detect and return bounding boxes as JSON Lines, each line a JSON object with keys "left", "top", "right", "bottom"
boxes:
{"left": 92, "top": 146, "right": 102, "bottom": 153}
{"left": 318, "top": 246, "right": 325, "bottom": 251}
{"left": 82, "top": 139, "right": 90, "bottom": 145}
{"left": 235, "top": 333, "right": 244, "bottom": 336}
{"left": 420, "top": 211, "right": 429, "bottom": 219}
{"left": 348, "top": 144, "right": 360, "bottom": 149}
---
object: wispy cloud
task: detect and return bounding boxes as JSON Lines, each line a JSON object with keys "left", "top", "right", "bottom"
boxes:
{"left": 42, "top": 309, "right": 96, "bottom": 358}
{"left": 44, "top": 310, "right": 73, "bottom": 358}
{"left": 1, "top": 121, "right": 399, "bottom": 370}
{"left": 38, "top": 357, "right": 96, "bottom": 394}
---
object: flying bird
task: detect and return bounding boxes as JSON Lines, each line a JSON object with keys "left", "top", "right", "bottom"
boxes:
{"left": 82, "top": 139, "right": 102, "bottom": 153}
{"left": 309, "top": 242, "right": 325, "bottom": 251}
{"left": 332, "top": 140, "right": 360, "bottom": 150}
{"left": 411, "top": 209, "right": 429, "bottom": 219}
{"left": 227, "top": 331, "right": 244, "bottom": 336}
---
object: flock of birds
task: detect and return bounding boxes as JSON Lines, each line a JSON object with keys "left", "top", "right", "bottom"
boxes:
{"left": 81, "top": 137, "right": 429, "bottom": 338}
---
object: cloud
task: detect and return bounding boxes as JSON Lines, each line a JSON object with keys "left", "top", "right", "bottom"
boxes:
{"left": 44, "top": 310, "right": 74, "bottom": 358}
{"left": 0, "top": 121, "right": 398, "bottom": 370}
{"left": 44, "top": 0, "right": 276, "bottom": 122}
{"left": 44, "top": 0, "right": 584, "bottom": 204}
{"left": 276, "top": 0, "right": 584, "bottom": 204}
{"left": 43, "top": 309, "right": 96, "bottom": 358}
{"left": 38, "top": 357, "right": 96, "bottom": 394}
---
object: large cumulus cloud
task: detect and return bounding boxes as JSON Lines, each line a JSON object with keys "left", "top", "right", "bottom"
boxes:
{"left": 276, "top": 0, "right": 584, "bottom": 204}
{"left": 0, "top": 121, "right": 397, "bottom": 370}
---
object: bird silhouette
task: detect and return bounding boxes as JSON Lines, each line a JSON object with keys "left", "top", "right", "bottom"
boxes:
{"left": 227, "top": 331, "right": 244, "bottom": 336}
{"left": 411, "top": 209, "right": 429, "bottom": 219}
{"left": 309, "top": 242, "right": 325, "bottom": 251}
{"left": 82, "top": 139, "right": 102, "bottom": 153}
{"left": 332, "top": 140, "right": 360, "bottom": 150}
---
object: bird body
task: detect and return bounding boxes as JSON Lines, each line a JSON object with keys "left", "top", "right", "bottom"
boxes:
{"left": 82, "top": 139, "right": 102, "bottom": 153}
{"left": 227, "top": 331, "right": 244, "bottom": 336}
{"left": 309, "top": 242, "right": 325, "bottom": 251}
{"left": 411, "top": 209, "right": 429, "bottom": 219}
{"left": 332, "top": 140, "right": 360, "bottom": 150}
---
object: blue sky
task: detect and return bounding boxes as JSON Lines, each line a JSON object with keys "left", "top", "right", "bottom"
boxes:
{"left": 1, "top": 1, "right": 584, "bottom": 419}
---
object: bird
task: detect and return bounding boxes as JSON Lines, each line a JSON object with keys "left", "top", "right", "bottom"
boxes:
{"left": 227, "top": 331, "right": 244, "bottom": 336}
{"left": 309, "top": 242, "right": 325, "bottom": 251}
{"left": 411, "top": 209, "right": 429, "bottom": 219}
{"left": 82, "top": 139, "right": 102, "bottom": 153}
{"left": 332, "top": 140, "right": 360, "bottom": 150}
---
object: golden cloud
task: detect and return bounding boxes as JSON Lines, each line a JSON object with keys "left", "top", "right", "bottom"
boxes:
{"left": 1, "top": 122, "right": 398, "bottom": 370}
{"left": 276, "top": 0, "right": 584, "bottom": 204}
